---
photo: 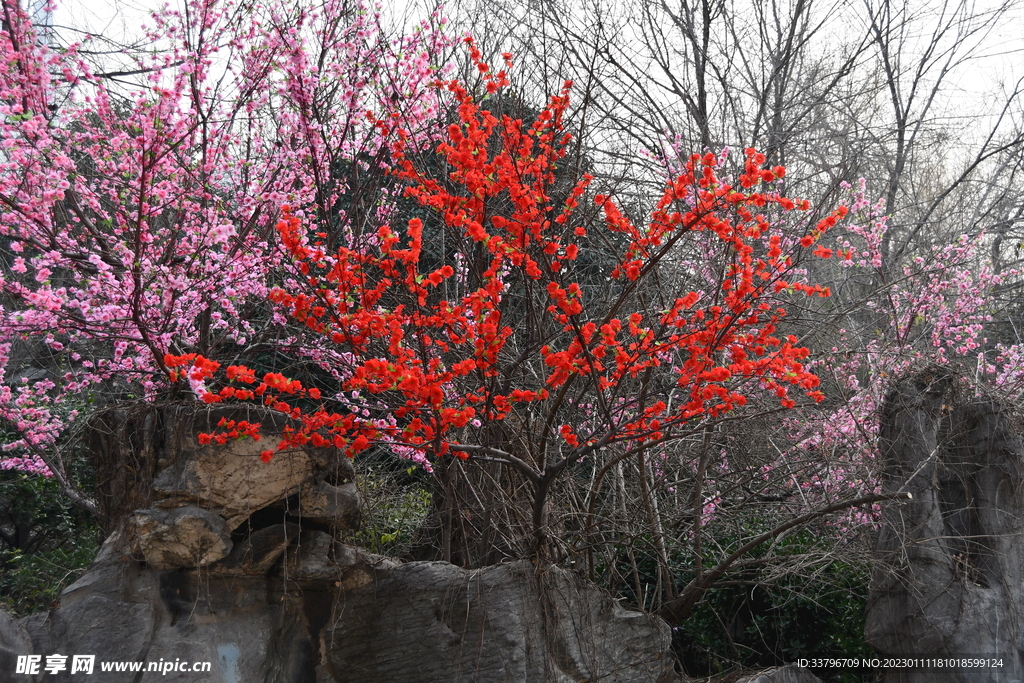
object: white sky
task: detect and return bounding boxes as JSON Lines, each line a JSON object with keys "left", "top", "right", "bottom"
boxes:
{"left": 38, "top": 0, "right": 1024, "bottom": 162}
{"left": 45, "top": 0, "right": 1023, "bottom": 97}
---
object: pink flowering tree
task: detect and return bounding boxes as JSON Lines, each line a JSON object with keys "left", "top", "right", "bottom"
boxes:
{"left": 729, "top": 178, "right": 1024, "bottom": 538}
{"left": 0, "top": 0, "right": 449, "bottom": 508}
{"left": 584, "top": 136, "right": 1024, "bottom": 621}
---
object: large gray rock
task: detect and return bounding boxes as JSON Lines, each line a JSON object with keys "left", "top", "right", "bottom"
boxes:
{"left": 299, "top": 480, "right": 361, "bottom": 529}
{"left": 1, "top": 607, "right": 36, "bottom": 682}
{"left": 151, "top": 407, "right": 316, "bottom": 530}
{"left": 325, "top": 560, "right": 676, "bottom": 683}
{"left": 866, "top": 369, "right": 1024, "bottom": 683}
{"left": 17, "top": 531, "right": 677, "bottom": 683}
{"left": 22, "top": 404, "right": 678, "bottom": 681}
{"left": 21, "top": 596, "right": 154, "bottom": 683}
{"left": 736, "top": 665, "right": 824, "bottom": 683}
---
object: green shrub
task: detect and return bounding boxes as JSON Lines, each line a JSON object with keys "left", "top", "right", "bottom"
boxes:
{"left": 0, "top": 470, "right": 100, "bottom": 616}
{"left": 340, "top": 450, "right": 432, "bottom": 556}
{"left": 674, "top": 529, "right": 874, "bottom": 683}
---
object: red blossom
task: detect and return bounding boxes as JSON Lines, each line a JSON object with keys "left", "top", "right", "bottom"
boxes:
{"left": 171, "top": 41, "right": 844, "bottom": 473}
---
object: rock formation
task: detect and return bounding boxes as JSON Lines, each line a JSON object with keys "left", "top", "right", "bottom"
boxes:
{"left": 8, "top": 405, "right": 679, "bottom": 682}
{"left": 1, "top": 607, "right": 33, "bottom": 679}
{"left": 735, "top": 665, "right": 825, "bottom": 683}
{"left": 865, "top": 368, "right": 1024, "bottom": 683}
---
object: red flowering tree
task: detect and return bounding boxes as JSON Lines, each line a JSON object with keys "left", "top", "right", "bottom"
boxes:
{"left": 167, "top": 41, "right": 908, "bottom": 617}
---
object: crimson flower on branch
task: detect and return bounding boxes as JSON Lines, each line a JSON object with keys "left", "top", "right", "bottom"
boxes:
{"left": 170, "top": 40, "right": 848, "bottom": 472}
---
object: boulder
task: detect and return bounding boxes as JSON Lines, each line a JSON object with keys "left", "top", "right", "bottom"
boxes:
{"left": 866, "top": 369, "right": 1024, "bottom": 683}
{"left": 130, "top": 505, "right": 232, "bottom": 569}
{"left": 111, "top": 406, "right": 362, "bottom": 571}
{"left": 324, "top": 560, "right": 676, "bottom": 683}
{"left": 299, "top": 480, "right": 361, "bottom": 529}
{"left": 151, "top": 410, "right": 313, "bottom": 531}
{"left": 1, "top": 607, "right": 36, "bottom": 682}
{"left": 735, "top": 665, "right": 824, "bottom": 683}
{"left": 17, "top": 531, "right": 678, "bottom": 683}
{"left": 19, "top": 405, "right": 678, "bottom": 682}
